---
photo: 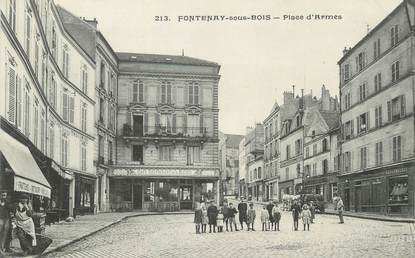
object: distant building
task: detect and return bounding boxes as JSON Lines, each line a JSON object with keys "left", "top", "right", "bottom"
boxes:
{"left": 219, "top": 133, "right": 243, "bottom": 197}
{"left": 338, "top": 1, "right": 415, "bottom": 216}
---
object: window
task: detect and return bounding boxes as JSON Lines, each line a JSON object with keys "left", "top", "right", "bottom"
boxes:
{"left": 24, "top": 88, "right": 30, "bottom": 136}
{"left": 99, "top": 98, "right": 105, "bottom": 123}
{"left": 312, "top": 163, "right": 317, "bottom": 176}
{"left": 81, "top": 65, "right": 88, "bottom": 94}
{"left": 161, "top": 81, "right": 172, "bottom": 104}
{"left": 133, "top": 80, "right": 144, "bottom": 102}
{"left": 344, "top": 92, "right": 351, "bottom": 110}
{"left": 285, "top": 168, "right": 289, "bottom": 180}
{"left": 356, "top": 52, "right": 366, "bottom": 72}
{"left": 160, "top": 114, "right": 172, "bottom": 132}
{"left": 81, "top": 143, "right": 87, "bottom": 171}
{"left": 286, "top": 145, "right": 291, "bottom": 159}
{"left": 188, "top": 82, "right": 199, "bottom": 105}
{"left": 359, "top": 83, "right": 366, "bottom": 101}
{"left": 61, "top": 134, "right": 68, "bottom": 167}
{"left": 392, "top": 136, "right": 401, "bottom": 162}
{"left": 62, "top": 90, "right": 74, "bottom": 123}
{"left": 258, "top": 167, "right": 262, "bottom": 179}
{"left": 305, "top": 147, "right": 309, "bottom": 158}
{"left": 374, "top": 73, "right": 382, "bottom": 92}
{"left": 322, "top": 138, "right": 328, "bottom": 152}
{"left": 305, "top": 165, "right": 310, "bottom": 177}
{"left": 33, "top": 102, "right": 38, "bottom": 146}
{"left": 295, "top": 139, "right": 301, "bottom": 155}
{"left": 334, "top": 155, "right": 339, "bottom": 171}
{"left": 391, "top": 61, "right": 400, "bottom": 82}
{"left": 100, "top": 62, "right": 105, "bottom": 88}
{"left": 360, "top": 147, "right": 367, "bottom": 169}
{"left": 108, "top": 141, "right": 113, "bottom": 163}
{"left": 24, "top": 5, "right": 31, "bottom": 57}
{"left": 49, "top": 74, "right": 57, "bottom": 109}
{"left": 296, "top": 164, "right": 300, "bottom": 178}
{"left": 187, "top": 146, "right": 200, "bottom": 164}
{"left": 391, "top": 25, "right": 399, "bottom": 47}
{"left": 357, "top": 112, "right": 369, "bottom": 134}
{"left": 51, "top": 25, "right": 57, "bottom": 59}
{"left": 373, "top": 38, "right": 381, "bottom": 59}
{"left": 375, "top": 142, "right": 383, "bottom": 166}
{"left": 81, "top": 103, "right": 87, "bottom": 132}
{"left": 8, "top": 0, "right": 16, "bottom": 31}
{"left": 49, "top": 126, "right": 55, "bottom": 159}
{"left": 388, "top": 95, "right": 405, "bottom": 122}
{"left": 312, "top": 130, "right": 316, "bottom": 138}
{"left": 62, "top": 46, "right": 69, "bottom": 77}
{"left": 343, "top": 63, "right": 350, "bottom": 82}
{"left": 40, "top": 110, "right": 45, "bottom": 153}
{"left": 313, "top": 144, "right": 317, "bottom": 155}
{"left": 344, "top": 152, "right": 351, "bottom": 172}
{"left": 7, "top": 66, "right": 16, "bottom": 124}
{"left": 375, "top": 106, "right": 382, "bottom": 128}
{"left": 98, "top": 135, "right": 104, "bottom": 160}
{"left": 296, "top": 116, "right": 300, "bottom": 128}
{"left": 34, "top": 43, "right": 39, "bottom": 77}
{"left": 187, "top": 115, "right": 199, "bottom": 136}
{"left": 343, "top": 120, "right": 354, "bottom": 140}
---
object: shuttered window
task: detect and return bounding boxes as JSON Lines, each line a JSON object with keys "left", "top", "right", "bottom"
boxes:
{"left": 24, "top": 89, "right": 30, "bottom": 136}
{"left": 7, "top": 67, "right": 16, "bottom": 123}
{"left": 392, "top": 136, "right": 401, "bottom": 162}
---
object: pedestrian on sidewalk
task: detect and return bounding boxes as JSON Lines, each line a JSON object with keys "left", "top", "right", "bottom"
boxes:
{"left": 201, "top": 203, "right": 208, "bottom": 233}
{"left": 309, "top": 201, "right": 316, "bottom": 224}
{"left": 237, "top": 198, "right": 248, "bottom": 230}
{"left": 0, "top": 191, "right": 12, "bottom": 254}
{"left": 223, "top": 201, "right": 230, "bottom": 231}
{"left": 334, "top": 193, "right": 344, "bottom": 224}
{"left": 301, "top": 204, "right": 311, "bottom": 231}
{"left": 292, "top": 200, "right": 301, "bottom": 231}
{"left": 207, "top": 201, "right": 219, "bottom": 233}
{"left": 271, "top": 203, "right": 281, "bottom": 231}
{"left": 227, "top": 203, "right": 239, "bottom": 232}
{"left": 194, "top": 203, "right": 202, "bottom": 234}
{"left": 260, "top": 205, "right": 270, "bottom": 231}
{"left": 266, "top": 201, "right": 274, "bottom": 230}
{"left": 216, "top": 208, "right": 224, "bottom": 233}
{"left": 247, "top": 203, "right": 256, "bottom": 231}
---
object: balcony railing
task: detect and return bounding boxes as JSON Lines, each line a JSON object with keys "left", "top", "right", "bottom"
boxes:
{"left": 122, "top": 124, "right": 209, "bottom": 138}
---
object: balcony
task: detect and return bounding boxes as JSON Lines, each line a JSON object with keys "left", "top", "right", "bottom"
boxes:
{"left": 121, "top": 123, "right": 209, "bottom": 139}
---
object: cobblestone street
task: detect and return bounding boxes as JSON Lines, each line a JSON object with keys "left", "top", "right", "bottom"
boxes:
{"left": 44, "top": 212, "right": 415, "bottom": 258}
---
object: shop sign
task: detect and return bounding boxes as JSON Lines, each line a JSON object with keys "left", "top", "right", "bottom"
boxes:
{"left": 111, "top": 168, "right": 218, "bottom": 178}
{"left": 385, "top": 167, "right": 407, "bottom": 176}
{"left": 14, "top": 176, "right": 51, "bottom": 198}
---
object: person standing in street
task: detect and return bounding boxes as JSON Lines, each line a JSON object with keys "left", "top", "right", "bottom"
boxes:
{"left": 247, "top": 203, "right": 256, "bottom": 231}
{"left": 0, "top": 191, "right": 12, "bottom": 254}
{"left": 201, "top": 203, "right": 208, "bottom": 233}
{"left": 309, "top": 201, "right": 316, "bottom": 224}
{"left": 291, "top": 200, "right": 301, "bottom": 231}
{"left": 207, "top": 201, "right": 219, "bottom": 233}
{"left": 194, "top": 203, "right": 202, "bottom": 234}
{"left": 216, "top": 208, "right": 224, "bottom": 233}
{"left": 227, "top": 203, "right": 239, "bottom": 232}
{"left": 223, "top": 201, "right": 230, "bottom": 231}
{"left": 301, "top": 204, "right": 312, "bottom": 231}
{"left": 334, "top": 193, "right": 344, "bottom": 224}
{"left": 266, "top": 201, "right": 274, "bottom": 230}
{"left": 271, "top": 203, "right": 281, "bottom": 231}
{"left": 237, "top": 198, "right": 248, "bottom": 230}
{"left": 260, "top": 205, "right": 270, "bottom": 231}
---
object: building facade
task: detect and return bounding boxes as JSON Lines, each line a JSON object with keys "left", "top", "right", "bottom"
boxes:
{"left": 338, "top": 1, "right": 415, "bottom": 217}
{"left": 110, "top": 53, "right": 221, "bottom": 211}
{"left": 219, "top": 133, "right": 243, "bottom": 198}
{"left": 0, "top": 0, "right": 96, "bottom": 217}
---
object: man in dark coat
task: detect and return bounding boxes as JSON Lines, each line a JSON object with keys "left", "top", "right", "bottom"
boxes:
{"left": 223, "top": 202, "right": 230, "bottom": 231}
{"left": 266, "top": 201, "right": 274, "bottom": 230}
{"left": 237, "top": 198, "right": 248, "bottom": 230}
{"left": 207, "top": 201, "right": 218, "bottom": 233}
{"left": 227, "top": 203, "right": 239, "bottom": 232}
{"left": 291, "top": 200, "right": 301, "bottom": 231}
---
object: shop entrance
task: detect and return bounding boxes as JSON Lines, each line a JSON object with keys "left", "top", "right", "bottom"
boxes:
{"left": 344, "top": 188, "right": 350, "bottom": 211}
{"left": 133, "top": 184, "right": 143, "bottom": 209}
{"left": 179, "top": 185, "right": 193, "bottom": 210}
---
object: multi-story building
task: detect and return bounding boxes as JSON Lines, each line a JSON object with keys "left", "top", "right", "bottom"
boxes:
{"left": 338, "top": 1, "right": 415, "bottom": 217}
{"left": 303, "top": 108, "right": 340, "bottom": 203}
{"left": 0, "top": 0, "right": 96, "bottom": 217}
{"left": 240, "top": 124, "right": 264, "bottom": 201}
{"left": 219, "top": 132, "right": 243, "bottom": 197}
{"left": 238, "top": 137, "right": 247, "bottom": 198}
{"left": 110, "top": 53, "right": 221, "bottom": 211}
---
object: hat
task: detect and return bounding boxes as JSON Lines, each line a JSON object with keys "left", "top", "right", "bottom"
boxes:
{"left": 17, "top": 193, "right": 29, "bottom": 202}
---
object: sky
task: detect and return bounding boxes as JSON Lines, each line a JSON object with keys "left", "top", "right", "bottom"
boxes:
{"left": 55, "top": 0, "right": 402, "bottom": 135}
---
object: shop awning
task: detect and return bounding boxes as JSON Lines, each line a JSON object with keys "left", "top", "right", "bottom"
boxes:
{"left": 0, "top": 129, "right": 51, "bottom": 198}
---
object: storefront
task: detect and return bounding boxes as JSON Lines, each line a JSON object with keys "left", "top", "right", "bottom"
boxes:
{"left": 338, "top": 163, "right": 414, "bottom": 217}
{"left": 279, "top": 179, "right": 294, "bottom": 202}
{"left": 74, "top": 173, "right": 96, "bottom": 215}
{"left": 108, "top": 166, "right": 219, "bottom": 211}
{"left": 0, "top": 128, "right": 51, "bottom": 232}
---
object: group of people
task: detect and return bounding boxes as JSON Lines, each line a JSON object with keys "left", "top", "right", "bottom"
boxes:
{"left": 0, "top": 192, "right": 52, "bottom": 256}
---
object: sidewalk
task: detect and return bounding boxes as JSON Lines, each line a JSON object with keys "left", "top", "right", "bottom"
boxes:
{"left": 228, "top": 198, "right": 415, "bottom": 223}
{"left": 3, "top": 211, "right": 193, "bottom": 257}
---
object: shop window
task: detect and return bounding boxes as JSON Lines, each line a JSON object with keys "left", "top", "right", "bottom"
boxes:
{"left": 389, "top": 176, "right": 408, "bottom": 204}
{"left": 144, "top": 180, "right": 179, "bottom": 202}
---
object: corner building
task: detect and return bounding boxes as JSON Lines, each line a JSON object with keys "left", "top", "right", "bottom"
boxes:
{"left": 110, "top": 53, "right": 221, "bottom": 211}
{"left": 338, "top": 1, "right": 415, "bottom": 217}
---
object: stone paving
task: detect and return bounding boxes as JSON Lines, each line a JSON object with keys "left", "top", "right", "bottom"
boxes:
{"left": 43, "top": 211, "right": 415, "bottom": 258}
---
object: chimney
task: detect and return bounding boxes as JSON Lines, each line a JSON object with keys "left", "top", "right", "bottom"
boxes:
{"left": 342, "top": 47, "right": 349, "bottom": 56}
{"left": 83, "top": 17, "right": 98, "bottom": 28}
{"left": 245, "top": 126, "right": 253, "bottom": 135}
{"left": 283, "top": 91, "right": 294, "bottom": 105}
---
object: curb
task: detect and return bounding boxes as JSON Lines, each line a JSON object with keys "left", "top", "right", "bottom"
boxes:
{"left": 323, "top": 211, "right": 415, "bottom": 224}
{"left": 40, "top": 212, "right": 193, "bottom": 257}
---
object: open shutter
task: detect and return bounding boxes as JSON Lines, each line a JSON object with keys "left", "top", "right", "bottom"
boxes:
{"left": 17, "top": 77, "right": 22, "bottom": 127}
{"left": 8, "top": 67, "right": 16, "bottom": 123}
{"left": 366, "top": 112, "right": 370, "bottom": 130}
{"left": 387, "top": 101, "right": 392, "bottom": 121}
{"left": 356, "top": 117, "right": 360, "bottom": 134}
{"left": 144, "top": 112, "right": 148, "bottom": 134}
{"left": 69, "top": 96, "right": 74, "bottom": 123}
{"left": 172, "top": 114, "right": 177, "bottom": 133}
{"left": 400, "top": 95, "right": 405, "bottom": 117}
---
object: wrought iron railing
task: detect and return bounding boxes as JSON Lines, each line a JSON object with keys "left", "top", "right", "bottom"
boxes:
{"left": 122, "top": 124, "right": 209, "bottom": 137}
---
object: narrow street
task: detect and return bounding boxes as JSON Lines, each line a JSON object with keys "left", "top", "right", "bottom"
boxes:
{"left": 45, "top": 212, "right": 414, "bottom": 258}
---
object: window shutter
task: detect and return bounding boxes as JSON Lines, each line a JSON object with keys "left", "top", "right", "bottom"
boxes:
{"left": 387, "top": 101, "right": 392, "bottom": 121}
{"left": 199, "top": 114, "right": 204, "bottom": 134}
{"left": 183, "top": 115, "right": 187, "bottom": 134}
{"left": 356, "top": 117, "right": 360, "bottom": 134}
{"left": 350, "top": 119, "right": 354, "bottom": 136}
{"left": 366, "top": 112, "right": 370, "bottom": 130}
{"left": 400, "top": 95, "right": 405, "bottom": 117}
{"left": 172, "top": 85, "right": 177, "bottom": 104}
{"left": 17, "top": 76, "right": 22, "bottom": 127}
{"left": 144, "top": 112, "right": 148, "bottom": 133}
{"left": 172, "top": 114, "right": 177, "bottom": 133}
{"left": 69, "top": 96, "right": 74, "bottom": 123}
{"left": 390, "top": 27, "right": 394, "bottom": 46}
{"left": 62, "top": 92, "right": 68, "bottom": 121}
{"left": 8, "top": 67, "right": 16, "bottom": 123}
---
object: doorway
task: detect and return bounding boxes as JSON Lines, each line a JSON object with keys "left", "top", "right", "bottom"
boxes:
{"left": 179, "top": 185, "right": 193, "bottom": 210}
{"left": 133, "top": 184, "right": 143, "bottom": 209}
{"left": 344, "top": 188, "right": 350, "bottom": 211}
{"left": 133, "top": 115, "right": 143, "bottom": 136}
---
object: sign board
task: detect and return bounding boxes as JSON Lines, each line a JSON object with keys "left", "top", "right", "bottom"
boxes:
{"left": 110, "top": 167, "right": 218, "bottom": 178}
{"left": 14, "top": 176, "right": 51, "bottom": 198}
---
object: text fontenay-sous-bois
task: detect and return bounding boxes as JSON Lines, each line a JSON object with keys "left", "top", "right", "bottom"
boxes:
{"left": 154, "top": 14, "right": 343, "bottom": 22}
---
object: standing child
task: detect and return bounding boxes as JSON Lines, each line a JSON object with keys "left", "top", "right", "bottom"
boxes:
{"left": 247, "top": 203, "right": 256, "bottom": 231}
{"left": 201, "top": 203, "right": 208, "bottom": 233}
{"left": 227, "top": 203, "right": 239, "bottom": 232}
{"left": 309, "top": 201, "right": 316, "bottom": 224}
{"left": 216, "top": 208, "right": 224, "bottom": 232}
{"left": 260, "top": 205, "right": 269, "bottom": 231}
{"left": 301, "top": 204, "right": 312, "bottom": 231}
{"left": 194, "top": 203, "right": 202, "bottom": 234}
{"left": 272, "top": 203, "right": 281, "bottom": 231}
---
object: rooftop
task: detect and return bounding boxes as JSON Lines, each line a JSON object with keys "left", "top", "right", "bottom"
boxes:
{"left": 116, "top": 52, "right": 220, "bottom": 67}
{"left": 225, "top": 134, "right": 244, "bottom": 149}
{"left": 319, "top": 110, "right": 340, "bottom": 130}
